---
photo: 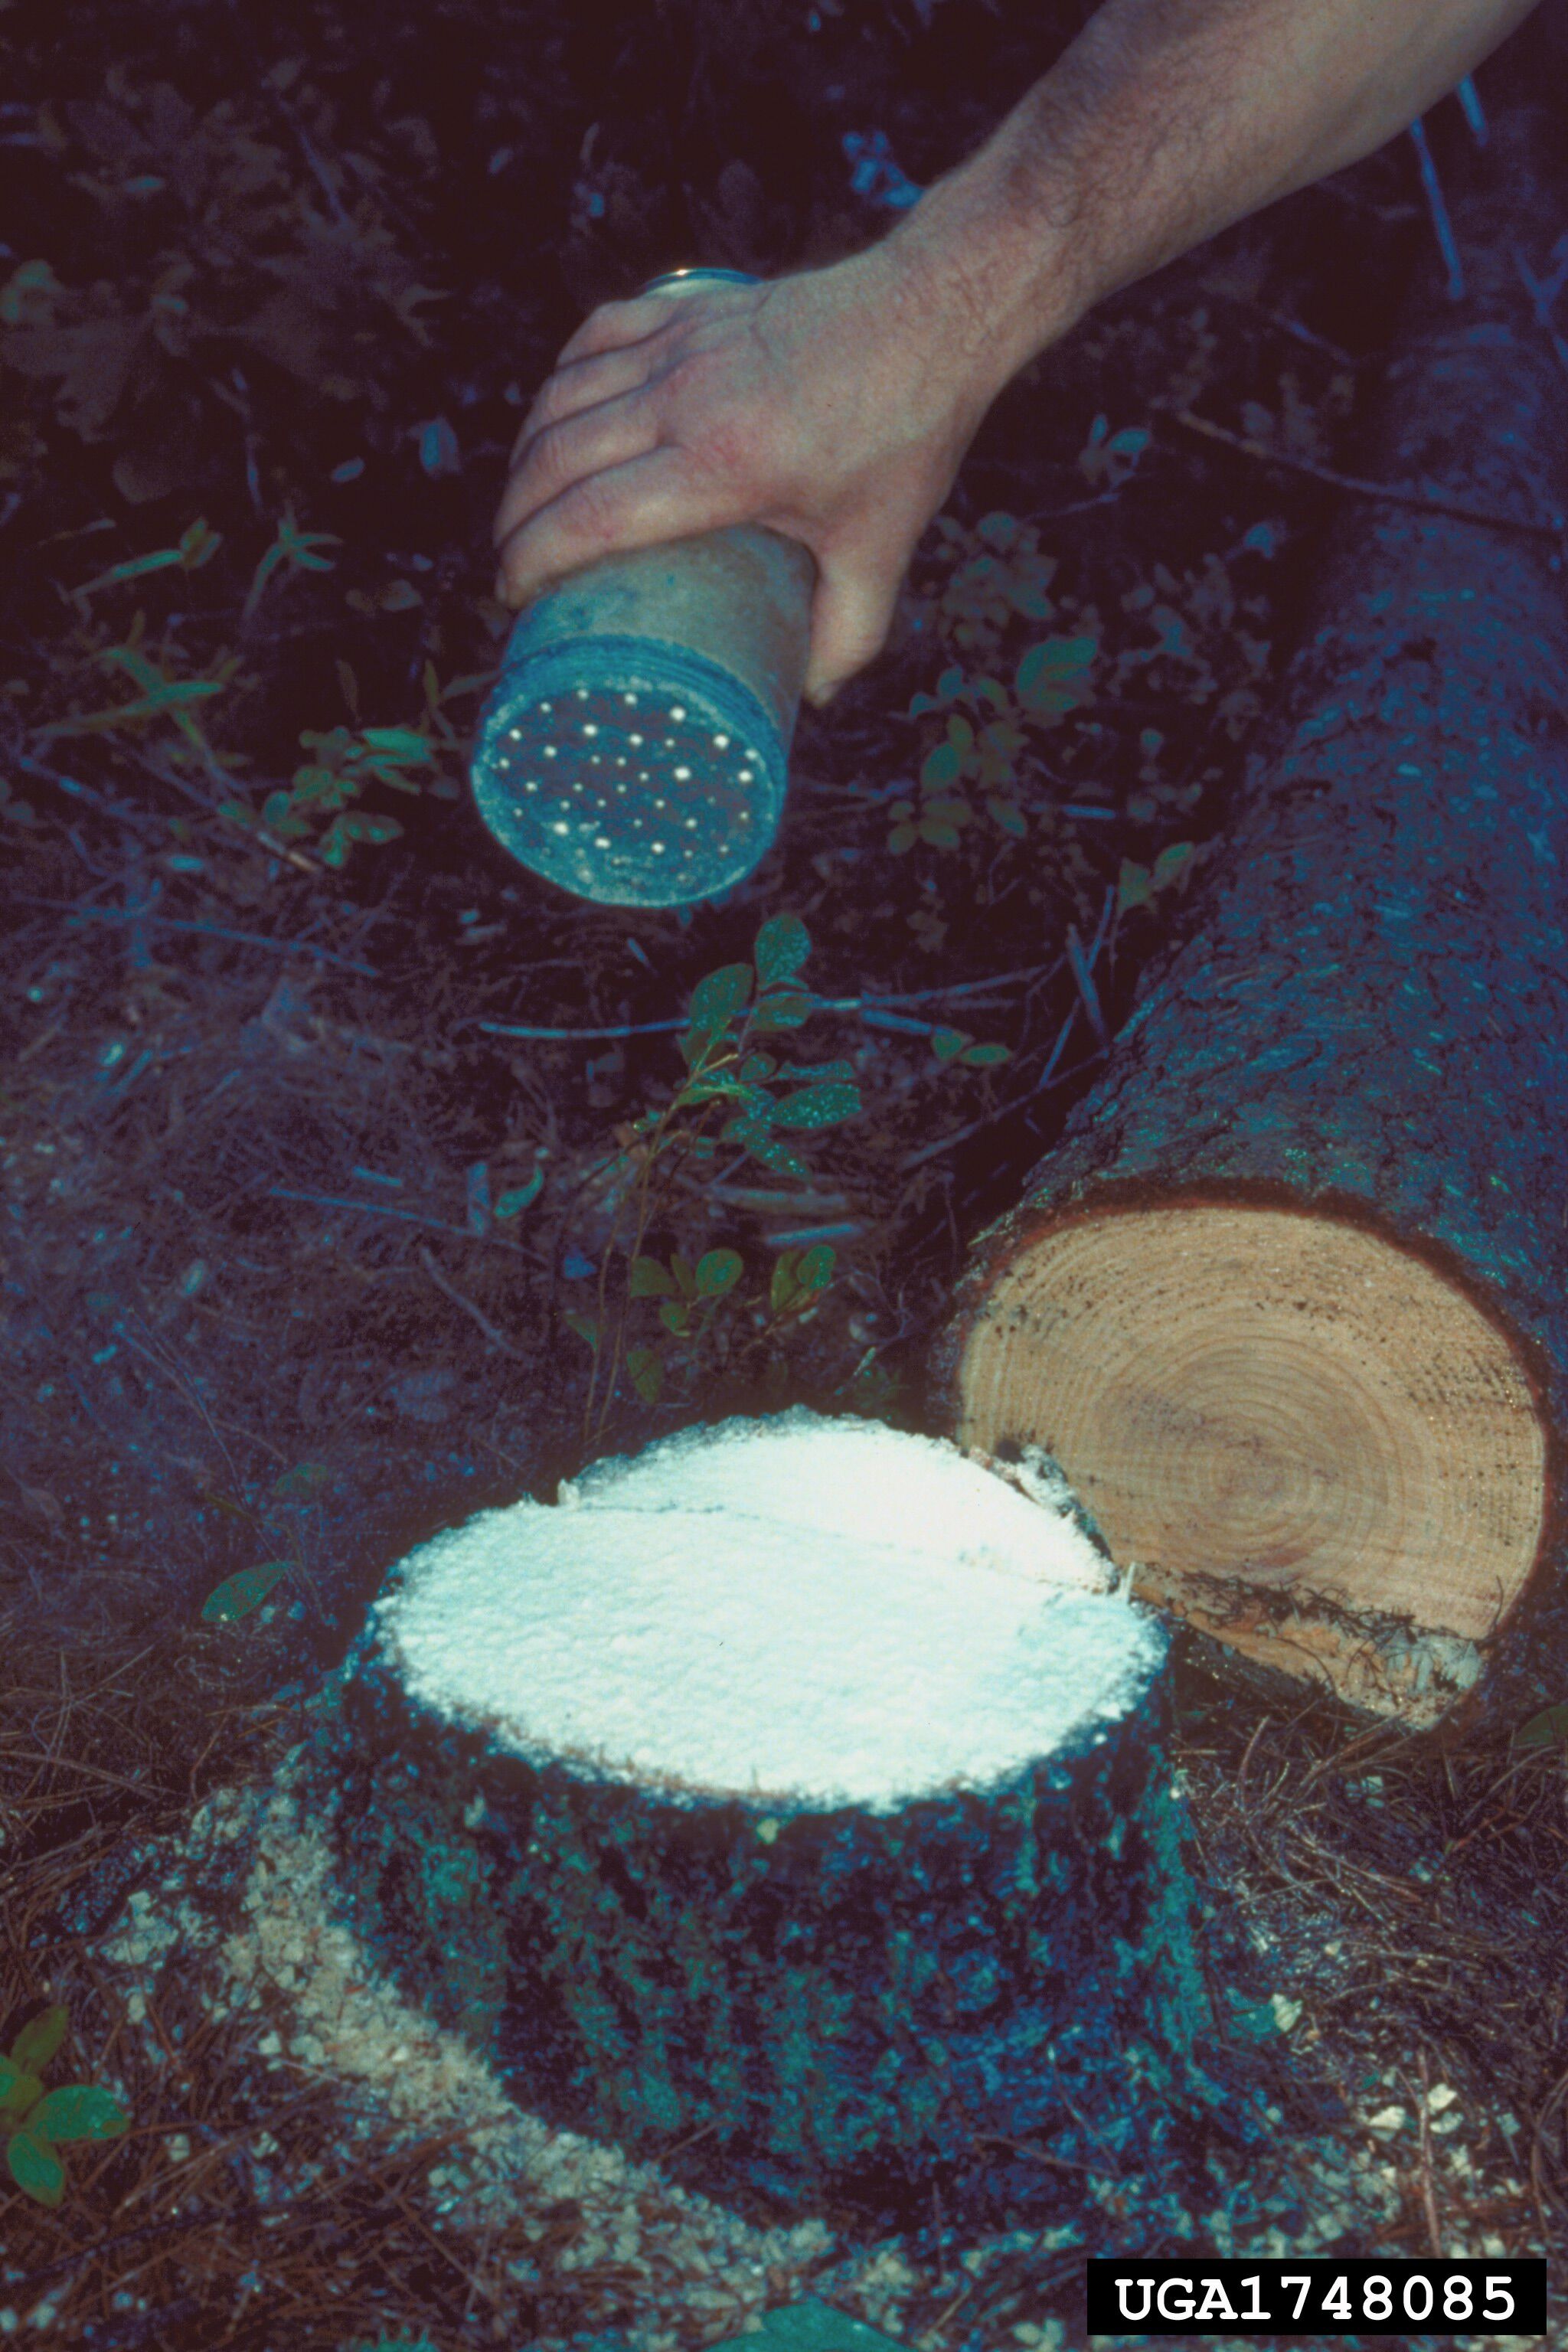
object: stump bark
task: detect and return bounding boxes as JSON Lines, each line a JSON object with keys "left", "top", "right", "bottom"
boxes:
{"left": 938, "top": 107, "right": 1568, "bottom": 1729}
{"left": 297, "top": 1420, "right": 1236, "bottom": 2234}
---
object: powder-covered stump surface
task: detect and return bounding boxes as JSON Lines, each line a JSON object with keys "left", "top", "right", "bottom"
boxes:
{"left": 300, "top": 1411, "right": 1235, "bottom": 2235}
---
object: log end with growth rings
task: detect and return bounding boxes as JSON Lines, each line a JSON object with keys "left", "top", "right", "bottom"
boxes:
{"left": 951, "top": 1200, "right": 1550, "bottom": 1727}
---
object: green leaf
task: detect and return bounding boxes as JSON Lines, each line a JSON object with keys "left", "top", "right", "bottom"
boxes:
{"left": 920, "top": 740, "right": 964, "bottom": 792}
{"left": 936, "top": 665, "right": 965, "bottom": 699}
{"left": 658, "top": 1299, "right": 691, "bottom": 1336}
{"left": 770, "top": 1256, "right": 802, "bottom": 1315}
{"left": 739, "top": 1053, "right": 777, "bottom": 1083}
{"left": 8, "top": 2006, "right": 67, "bottom": 2076}
{"left": 629, "top": 1256, "right": 678, "bottom": 1299}
{"left": 1513, "top": 1700, "right": 1568, "bottom": 1750}
{"left": 753, "top": 913, "right": 810, "bottom": 989}
{"left": 710, "top": 2290, "right": 914, "bottom": 2350}
{"left": 747, "top": 991, "right": 812, "bottom": 1033}
{"left": 770, "top": 1081, "right": 861, "bottom": 1131}
{"left": 971, "top": 675, "right": 1011, "bottom": 713}
{"left": 795, "top": 1243, "right": 837, "bottom": 1292}
{"left": 674, "top": 1071, "right": 751, "bottom": 1107}
{"left": 30, "top": 2085, "right": 130, "bottom": 2147}
{"left": 975, "top": 510, "right": 1018, "bottom": 550}
{"left": 695, "top": 1248, "right": 743, "bottom": 1298}
{"left": 201, "top": 1561, "right": 291, "bottom": 1622}
{"left": 7, "top": 2127, "right": 64, "bottom": 2209}
{"left": 342, "top": 813, "right": 404, "bottom": 845}
{"left": 670, "top": 1253, "right": 699, "bottom": 1300}
{"left": 273, "top": 1462, "right": 332, "bottom": 1501}
{"left": 563, "top": 1310, "right": 600, "bottom": 1350}
{"left": 887, "top": 822, "right": 919, "bottom": 855}
{"left": 1117, "top": 858, "right": 1154, "bottom": 913}
{"left": 987, "top": 798, "right": 1027, "bottom": 838}
{"left": 626, "top": 1346, "right": 662, "bottom": 1406}
{"left": 1152, "top": 839, "right": 1196, "bottom": 893}
{"left": 495, "top": 1168, "right": 544, "bottom": 1219}
{"left": 0, "top": 2070, "right": 43, "bottom": 2123}
{"left": 1014, "top": 634, "right": 1096, "bottom": 720}
{"left": 961, "top": 1040, "right": 1011, "bottom": 1067}
{"left": 360, "top": 727, "right": 431, "bottom": 760}
{"left": 931, "top": 1027, "right": 969, "bottom": 1063}
{"left": 744, "top": 1133, "right": 812, "bottom": 1181}
{"left": 178, "top": 517, "right": 221, "bottom": 569}
{"left": 0, "top": 2058, "right": 19, "bottom": 2106}
{"left": 687, "top": 963, "right": 752, "bottom": 1037}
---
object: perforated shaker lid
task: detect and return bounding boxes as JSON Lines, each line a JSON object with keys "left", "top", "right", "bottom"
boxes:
{"left": 470, "top": 640, "right": 788, "bottom": 909}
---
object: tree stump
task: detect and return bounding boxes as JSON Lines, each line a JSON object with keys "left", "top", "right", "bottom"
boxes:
{"left": 300, "top": 1413, "right": 1230, "bottom": 2231}
{"left": 938, "top": 108, "right": 1567, "bottom": 1729}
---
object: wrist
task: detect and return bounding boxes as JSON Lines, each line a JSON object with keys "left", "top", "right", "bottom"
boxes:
{"left": 876, "top": 100, "right": 1095, "bottom": 407}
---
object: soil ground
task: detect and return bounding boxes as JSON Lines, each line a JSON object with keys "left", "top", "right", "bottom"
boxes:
{"left": 2, "top": 0, "right": 1567, "bottom": 2345}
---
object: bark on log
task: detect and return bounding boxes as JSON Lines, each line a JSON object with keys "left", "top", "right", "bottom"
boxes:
{"left": 296, "top": 1419, "right": 1238, "bottom": 2233}
{"left": 938, "top": 109, "right": 1568, "bottom": 1730}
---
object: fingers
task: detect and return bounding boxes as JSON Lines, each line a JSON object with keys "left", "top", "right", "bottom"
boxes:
{"left": 510, "top": 342, "right": 652, "bottom": 466}
{"left": 492, "top": 387, "right": 660, "bottom": 562}
{"left": 492, "top": 446, "right": 741, "bottom": 610}
{"left": 802, "top": 552, "right": 906, "bottom": 707}
{"left": 554, "top": 290, "right": 688, "bottom": 368}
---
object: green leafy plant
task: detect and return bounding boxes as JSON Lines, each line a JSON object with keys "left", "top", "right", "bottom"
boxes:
{"left": 1076, "top": 413, "right": 1152, "bottom": 491}
{"left": 224, "top": 722, "right": 430, "bottom": 865}
{"left": 242, "top": 504, "right": 341, "bottom": 622}
{"left": 220, "top": 662, "right": 481, "bottom": 865}
{"left": 916, "top": 508, "right": 1060, "bottom": 652}
{"left": 1, "top": 2005, "right": 130, "bottom": 2210}
{"left": 892, "top": 633, "right": 1097, "bottom": 851}
{"left": 1117, "top": 838, "right": 1202, "bottom": 914}
{"left": 36, "top": 616, "right": 239, "bottom": 760}
{"left": 71, "top": 514, "right": 222, "bottom": 608}
{"left": 929, "top": 1026, "right": 1010, "bottom": 1070}
{"left": 570, "top": 915, "right": 856, "bottom": 1436}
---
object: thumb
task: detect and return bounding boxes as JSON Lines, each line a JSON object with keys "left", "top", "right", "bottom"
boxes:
{"left": 802, "top": 555, "right": 903, "bottom": 709}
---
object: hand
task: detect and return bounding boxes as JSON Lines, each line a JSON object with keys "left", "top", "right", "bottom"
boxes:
{"left": 490, "top": 247, "right": 1001, "bottom": 707}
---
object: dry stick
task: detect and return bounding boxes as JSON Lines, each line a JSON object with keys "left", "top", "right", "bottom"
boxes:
{"left": 417, "top": 1244, "right": 527, "bottom": 1360}
{"left": 1414, "top": 2048, "right": 1446, "bottom": 2256}
{"left": 1173, "top": 407, "right": 1566, "bottom": 538}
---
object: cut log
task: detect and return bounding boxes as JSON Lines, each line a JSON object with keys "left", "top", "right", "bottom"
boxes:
{"left": 938, "top": 113, "right": 1568, "bottom": 1730}
{"left": 299, "top": 1412, "right": 1231, "bottom": 2231}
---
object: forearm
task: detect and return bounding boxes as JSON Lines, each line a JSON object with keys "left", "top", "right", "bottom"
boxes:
{"left": 883, "top": 0, "right": 1540, "bottom": 394}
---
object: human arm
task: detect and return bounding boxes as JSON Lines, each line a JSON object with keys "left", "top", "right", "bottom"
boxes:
{"left": 492, "top": 0, "right": 1539, "bottom": 707}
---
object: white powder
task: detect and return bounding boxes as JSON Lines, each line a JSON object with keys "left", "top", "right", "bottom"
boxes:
{"left": 376, "top": 1410, "right": 1163, "bottom": 1813}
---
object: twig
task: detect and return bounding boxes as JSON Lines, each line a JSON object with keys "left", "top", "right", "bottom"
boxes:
{"left": 1512, "top": 245, "right": 1568, "bottom": 381}
{"left": 1065, "top": 923, "right": 1110, "bottom": 1047}
{"left": 418, "top": 1244, "right": 527, "bottom": 1357}
{"left": 472, "top": 961, "right": 1063, "bottom": 1045}
{"left": 1173, "top": 408, "right": 1564, "bottom": 538}
{"left": 266, "top": 1187, "right": 531, "bottom": 1255}
{"left": 21, "top": 900, "right": 377, "bottom": 977}
{"left": 1414, "top": 2047, "right": 1445, "bottom": 2256}
{"left": 1407, "top": 118, "right": 1465, "bottom": 301}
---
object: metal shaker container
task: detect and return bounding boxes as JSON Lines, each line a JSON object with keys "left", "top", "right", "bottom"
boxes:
{"left": 470, "top": 268, "right": 817, "bottom": 908}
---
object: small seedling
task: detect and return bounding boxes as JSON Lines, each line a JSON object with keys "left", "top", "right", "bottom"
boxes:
{"left": 1, "top": 2004, "right": 130, "bottom": 2210}
{"left": 570, "top": 914, "right": 856, "bottom": 1436}
{"left": 242, "top": 504, "right": 341, "bottom": 622}
{"left": 895, "top": 635, "right": 1097, "bottom": 851}
{"left": 224, "top": 722, "right": 437, "bottom": 866}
